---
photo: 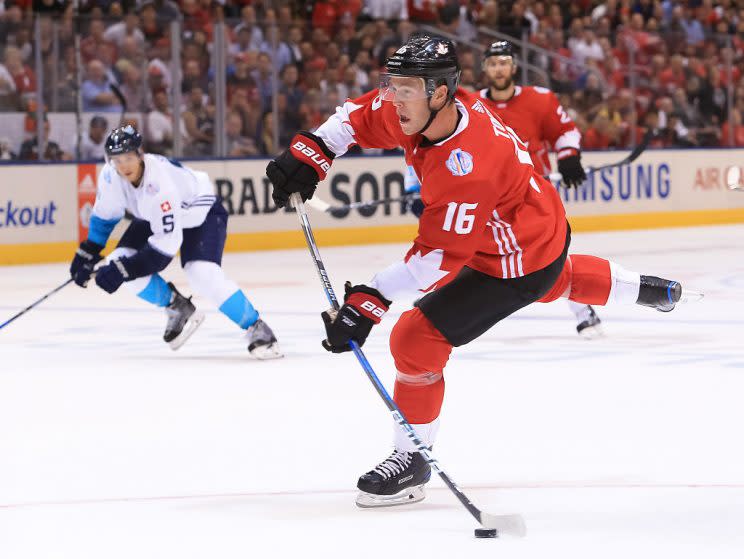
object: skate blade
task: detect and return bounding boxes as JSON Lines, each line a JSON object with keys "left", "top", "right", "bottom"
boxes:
{"left": 578, "top": 323, "right": 604, "bottom": 340}
{"left": 679, "top": 289, "right": 704, "bottom": 304}
{"left": 167, "top": 311, "right": 205, "bottom": 351}
{"left": 249, "top": 341, "right": 284, "bottom": 360}
{"left": 355, "top": 485, "right": 426, "bottom": 508}
{"left": 657, "top": 289, "right": 705, "bottom": 313}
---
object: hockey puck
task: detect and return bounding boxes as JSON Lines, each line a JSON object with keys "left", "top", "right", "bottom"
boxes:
{"left": 474, "top": 528, "right": 498, "bottom": 538}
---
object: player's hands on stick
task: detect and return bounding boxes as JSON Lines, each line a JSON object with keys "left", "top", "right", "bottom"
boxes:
{"left": 266, "top": 131, "right": 334, "bottom": 208}
{"left": 556, "top": 148, "right": 587, "bottom": 188}
{"left": 321, "top": 282, "right": 391, "bottom": 353}
{"left": 94, "top": 259, "right": 129, "bottom": 293}
{"left": 69, "top": 240, "right": 104, "bottom": 287}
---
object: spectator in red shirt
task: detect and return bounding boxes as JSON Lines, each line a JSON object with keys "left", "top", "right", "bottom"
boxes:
{"left": 721, "top": 108, "right": 744, "bottom": 147}
{"left": 3, "top": 46, "right": 36, "bottom": 106}
{"left": 583, "top": 113, "right": 616, "bottom": 149}
{"left": 659, "top": 54, "right": 688, "bottom": 94}
{"left": 313, "top": 0, "right": 339, "bottom": 35}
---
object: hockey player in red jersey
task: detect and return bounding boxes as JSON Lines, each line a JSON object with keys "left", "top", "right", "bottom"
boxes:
{"left": 479, "top": 40, "right": 603, "bottom": 336}
{"left": 267, "top": 35, "right": 689, "bottom": 508}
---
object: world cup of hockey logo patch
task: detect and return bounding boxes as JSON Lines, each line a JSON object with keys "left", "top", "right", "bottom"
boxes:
{"left": 445, "top": 148, "right": 474, "bottom": 177}
{"left": 160, "top": 201, "right": 171, "bottom": 212}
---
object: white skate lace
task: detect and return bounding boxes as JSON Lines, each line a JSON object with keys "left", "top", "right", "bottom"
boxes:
{"left": 373, "top": 450, "right": 413, "bottom": 479}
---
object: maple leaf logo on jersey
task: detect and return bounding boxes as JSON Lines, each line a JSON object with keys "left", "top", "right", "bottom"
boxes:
{"left": 445, "top": 148, "right": 474, "bottom": 177}
{"left": 406, "top": 249, "right": 449, "bottom": 292}
{"left": 160, "top": 201, "right": 172, "bottom": 212}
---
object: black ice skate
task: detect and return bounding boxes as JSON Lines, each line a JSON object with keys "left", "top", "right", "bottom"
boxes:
{"left": 245, "top": 319, "right": 283, "bottom": 360}
{"left": 163, "top": 283, "right": 205, "bottom": 350}
{"left": 356, "top": 449, "right": 431, "bottom": 508}
{"left": 576, "top": 305, "right": 603, "bottom": 338}
{"left": 635, "top": 275, "right": 704, "bottom": 312}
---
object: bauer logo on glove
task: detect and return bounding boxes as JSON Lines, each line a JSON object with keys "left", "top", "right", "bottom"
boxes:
{"left": 321, "top": 282, "right": 391, "bottom": 353}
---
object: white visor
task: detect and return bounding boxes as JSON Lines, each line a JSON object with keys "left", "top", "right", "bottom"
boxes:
{"left": 105, "top": 150, "right": 141, "bottom": 168}
{"left": 378, "top": 73, "right": 429, "bottom": 102}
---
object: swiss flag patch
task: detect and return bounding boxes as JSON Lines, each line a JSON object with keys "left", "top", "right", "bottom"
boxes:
{"left": 160, "top": 201, "right": 172, "bottom": 212}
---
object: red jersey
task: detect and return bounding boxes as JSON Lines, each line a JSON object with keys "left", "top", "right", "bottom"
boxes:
{"left": 315, "top": 88, "right": 567, "bottom": 297}
{"left": 478, "top": 86, "right": 581, "bottom": 175}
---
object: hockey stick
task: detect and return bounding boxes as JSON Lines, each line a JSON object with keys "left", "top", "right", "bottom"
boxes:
{"left": 0, "top": 278, "right": 74, "bottom": 331}
{"left": 290, "top": 192, "right": 526, "bottom": 537}
{"left": 548, "top": 129, "right": 653, "bottom": 182}
{"left": 306, "top": 193, "right": 420, "bottom": 217}
{"left": 109, "top": 82, "right": 128, "bottom": 127}
{"left": 314, "top": 132, "right": 654, "bottom": 214}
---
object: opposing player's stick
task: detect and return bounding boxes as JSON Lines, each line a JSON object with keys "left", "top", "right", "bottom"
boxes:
{"left": 305, "top": 193, "right": 419, "bottom": 216}
{"left": 290, "top": 192, "right": 526, "bottom": 538}
{"left": 0, "top": 278, "right": 74, "bottom": 331}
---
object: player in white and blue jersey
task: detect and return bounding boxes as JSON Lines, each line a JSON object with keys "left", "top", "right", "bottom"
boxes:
{"left": 69, "top": 125, "right": 282, "bottom": 359}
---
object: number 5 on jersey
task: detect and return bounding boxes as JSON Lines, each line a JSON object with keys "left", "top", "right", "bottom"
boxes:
{"left": 162, "top": 214, "right": 174, "bottom": 233}
{"left": 443, "top": 202, "right": 478, "bottom": 234}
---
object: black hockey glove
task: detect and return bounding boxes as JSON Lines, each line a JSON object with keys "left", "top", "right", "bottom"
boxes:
{"left": 266, "top": 131, "right": 334, "bottom": 208}
{"left": 407, "top": 197, "right": 425, "bottom": 218}
{"left": 556, "top": 148, "right": 587, "bottom": 188}
{"left": 95, "top": 259, "right": 129, "bottom": 294}
{"left": 321, "top": 282, "right": 391, "bottom": 353}
{"left": 69, "top": 240, "right": 104, "bottom": 287}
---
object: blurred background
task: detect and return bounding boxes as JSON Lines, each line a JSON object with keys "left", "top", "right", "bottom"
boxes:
{"left": 1, "top": 0, "right": 743, "bottom": 163}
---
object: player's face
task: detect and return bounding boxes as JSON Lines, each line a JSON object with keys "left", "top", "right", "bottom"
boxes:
{"left": 381, "top": 76, "right": 431, "bottom": 135}
{"left": 483, "top": 56, "right": 516, "bottom": 90}
{"left": 110, "top": 152, "right": 143, "bottom": 183}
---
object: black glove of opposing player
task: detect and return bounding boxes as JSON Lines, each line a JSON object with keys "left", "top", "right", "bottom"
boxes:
{"left": 266, "top": 131, "right": 334, "bottom": 208}
{"left": 557, "top": 149, "right": 587, "bottom": 188}
{"left": 69, "top": 240, "right": 104, "bottom": 287}
{"left": 321, "top": 282, "right": 391, "bottom": 353}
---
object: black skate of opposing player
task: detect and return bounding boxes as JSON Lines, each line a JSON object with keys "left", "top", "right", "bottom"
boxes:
{"left": 356, "top": 449, "right": 432, "bottom": 508}
{"left": 164, "top": 282, "right": 205, "bottom": 350}
{"left": 244, "top": 318, "right": 282, "bottom": 360}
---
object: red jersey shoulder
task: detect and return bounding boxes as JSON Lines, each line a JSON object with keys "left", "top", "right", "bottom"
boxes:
{"left": 515, "top": 86, "right": 560, "bottom": 112}
{"left": 453, "top": 92, "right": 519, "bottom": 162}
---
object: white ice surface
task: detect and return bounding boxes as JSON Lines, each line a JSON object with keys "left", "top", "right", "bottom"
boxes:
{"left": 1, "top": 225, "right": 743, "bottom": 558}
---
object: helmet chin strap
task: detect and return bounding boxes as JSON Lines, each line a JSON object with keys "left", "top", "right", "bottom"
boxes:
{"left": 416, "top": 96, "right": 446, "bottom": 136}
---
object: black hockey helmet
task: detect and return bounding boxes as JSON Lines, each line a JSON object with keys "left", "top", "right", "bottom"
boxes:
{"left": 105, "top": 124, "right": 143, "bottom": 158}
{"left": 384, "top": 34, "right": 461, "bottom": 101}
{"left": 483, "top": 40, "right": 516, "bottom": 62}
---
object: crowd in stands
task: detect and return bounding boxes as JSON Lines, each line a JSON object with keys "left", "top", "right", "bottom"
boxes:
{"left": 0, "top": 0, "right": 743, "bottom": 161}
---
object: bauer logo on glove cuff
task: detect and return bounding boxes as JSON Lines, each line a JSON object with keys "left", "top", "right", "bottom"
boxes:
{"left": 360, "top": 300, "right": 386, "bottom": 319}
{"left": 291, "top": 140, "right": 332, "bottom": 174}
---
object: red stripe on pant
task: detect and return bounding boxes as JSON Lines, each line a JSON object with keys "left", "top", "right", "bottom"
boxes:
{"left": 539, "top": 254, "right": 612, "bottom": 305}
{"left": 391, "top": 308, "right": 452, "bottom": 424}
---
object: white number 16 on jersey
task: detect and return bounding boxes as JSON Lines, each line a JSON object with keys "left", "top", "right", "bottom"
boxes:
{"left": 442, "top": 202, "right": 478, "bottom": 234}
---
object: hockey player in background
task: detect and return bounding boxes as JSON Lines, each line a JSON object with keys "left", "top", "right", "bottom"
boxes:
{"left": 69, "top": 125, "right": 282, "bottom": 359}
{"left": 267, "top": 35, "right": 689, "bottom": 507}
{"left": 480, "top": 40, "right": 600, "bottom": 336}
